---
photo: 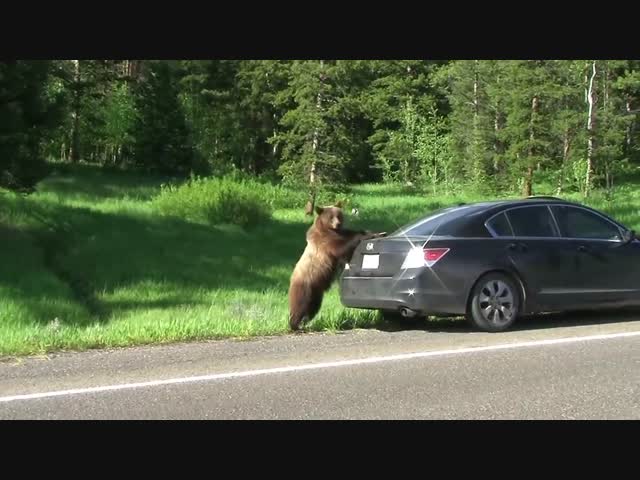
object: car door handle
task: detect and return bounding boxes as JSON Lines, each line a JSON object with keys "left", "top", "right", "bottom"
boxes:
{"left": 577, "top": 245, "right": 589, "bottom": 253}
{"left": 508, "top": 242, "right": 528, "bottom": 252}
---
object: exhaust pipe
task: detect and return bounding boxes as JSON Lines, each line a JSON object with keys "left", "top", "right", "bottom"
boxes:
{"left": 400, "top": 307, "right": 417, "bottom": 318}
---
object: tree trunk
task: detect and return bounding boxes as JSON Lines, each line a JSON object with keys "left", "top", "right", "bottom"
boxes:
{"left": 585, "top": 60, "right": 597, "bottom": 196}
{"left": 556, "top": 128, "right": 572, "bottom": 195}
{"left": 305, "top": 107, "right": 320, "bottom": 215}
{"left": 603, "top": 62, "right": 609, "bottom": 109}
{"left": 626, "top": 98, "right": 636, "bottom": 155}
{"left": 263, "top": 71, "right": 279, "bottom": 166}
{"left": 272, "top": 112, "right": 278, "bottom": 157}
{"left": 69, "top": 60, "right": 81, "bottom": 163}
{"left": 305, "top": 60, "right": 323, "bottom": 216}
{"left": 523, "top": 95, "right": 539, "bottom": 197}
{"left": 470, "top": 60, "right": 484, "bottom": 183}
{"left": 125, "top": 60, "right": 141, "bottom": 81}
{"left": 523, "top": 166, "right": 534, "bottom": 197}
{"left": 603, "top": 62, "right": 613, "bottom": 192}
{"left": 473, "top": 61, "right": 479, "bottom": 118}
{"left": 493, "top": 109, "right": 503, "bottom": 172}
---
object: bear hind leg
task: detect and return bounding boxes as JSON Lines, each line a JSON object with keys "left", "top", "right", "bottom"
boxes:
{"left": 289, "top": 285, "right": 324, "bottom": 331}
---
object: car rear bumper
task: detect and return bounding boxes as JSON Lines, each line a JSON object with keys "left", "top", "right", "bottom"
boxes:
{"left": 339, "top": 269, "right": 467, "bottom": 316}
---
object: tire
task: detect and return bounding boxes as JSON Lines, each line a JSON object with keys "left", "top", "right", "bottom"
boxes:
{"left": 467, "top": 272, "right": 521, "bottom": 332}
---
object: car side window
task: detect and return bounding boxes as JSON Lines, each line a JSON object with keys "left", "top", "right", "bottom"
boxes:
{"left": 505, "top": 206, "right": 558, "bottom": 238}
{"left": 551, "top": 206, "right": 622, "bottom": 241}
{"left": 486, "top": 212, "right": 514, "bottom": 237}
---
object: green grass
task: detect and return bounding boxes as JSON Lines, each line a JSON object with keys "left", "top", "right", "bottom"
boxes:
{"left": 2, "top": 163, "right": 640, "bottom": 357}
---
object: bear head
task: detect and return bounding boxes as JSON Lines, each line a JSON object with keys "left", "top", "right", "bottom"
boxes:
{"left": 314, "top": 201, "right": 345, "bottom": 231}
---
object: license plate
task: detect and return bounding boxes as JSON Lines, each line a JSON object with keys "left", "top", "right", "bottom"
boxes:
{"left": 362, "top": 254, "right": 379, "bottom": 270}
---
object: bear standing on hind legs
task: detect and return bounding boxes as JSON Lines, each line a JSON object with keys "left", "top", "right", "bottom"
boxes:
{"left": 288, "top": 203, "right": 386, "bottom": 331}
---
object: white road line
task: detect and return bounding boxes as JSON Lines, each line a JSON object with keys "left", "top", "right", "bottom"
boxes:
{"left": 1, "top": 330, "right": 639, "bottom": 404}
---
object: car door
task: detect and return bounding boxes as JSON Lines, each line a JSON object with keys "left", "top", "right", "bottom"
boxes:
{"left": 550, "top": 205, "right": 640, "bottom": 308}
{"left": 505, "top": 204, "right": 579, "bottom": 310}
{"left": 498, "top": 205, "right": 581, "bottom": 311}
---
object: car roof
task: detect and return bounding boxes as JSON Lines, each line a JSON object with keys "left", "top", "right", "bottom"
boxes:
{"left": 459, "top": 196, "right": 580, "bottom": 212}
{"left": 470, "top": 196, "right": 573, "bottom": 206}
{"left": 454, "top": 196, "right": 597, "bottom": 221}
{"left": 393, "top": 196, "right": 605, "bottom": 238}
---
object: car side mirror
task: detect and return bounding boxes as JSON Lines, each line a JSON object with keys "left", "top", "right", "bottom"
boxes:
{"left": 622, "top": 229, "right": 636, "bottom": 244}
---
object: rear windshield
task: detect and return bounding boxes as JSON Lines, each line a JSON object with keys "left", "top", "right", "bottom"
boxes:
{"left": 392, "top": 205, "right": 482, "bottom": 237}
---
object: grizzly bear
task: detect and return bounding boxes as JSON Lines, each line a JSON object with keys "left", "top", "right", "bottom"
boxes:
{"left": 288, "top": 204, "right": 386, "bottom": 331}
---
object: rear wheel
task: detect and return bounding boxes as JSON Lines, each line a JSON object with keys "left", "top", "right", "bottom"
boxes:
{"left": 467, "top": 273, "right": 520, "bottom": 332}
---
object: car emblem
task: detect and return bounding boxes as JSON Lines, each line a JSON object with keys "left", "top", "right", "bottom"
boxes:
{"left": 366, "top": 243, "right": 373, "bottom": 250}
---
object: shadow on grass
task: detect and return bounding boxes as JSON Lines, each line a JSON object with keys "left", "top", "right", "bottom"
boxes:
{"left": 5, "top": 188, "right": 345, "bottom": 328}
{"left": 0, "top": 222, "right": 96, "bottom": 328}
{"left": 39, "top": 162, "right": 174, "bottom": 202}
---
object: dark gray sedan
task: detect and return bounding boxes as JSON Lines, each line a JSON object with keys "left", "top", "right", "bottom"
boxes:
{"left": 339, "top": 197, "right": 639, "bottom": 332}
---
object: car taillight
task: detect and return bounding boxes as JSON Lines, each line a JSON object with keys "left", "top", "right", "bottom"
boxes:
{"left": 424, "top": 248, "right": 450, "bottom": 267}
{"left": 401, "top": 246, "right": 450, "bottom": 269}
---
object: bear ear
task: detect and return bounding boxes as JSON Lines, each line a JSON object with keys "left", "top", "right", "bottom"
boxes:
{"left": 334, "top": 200, "right": 343, "bottom": 209}
{"left": 315, "top": 206, "right": 324, "bottom": 215}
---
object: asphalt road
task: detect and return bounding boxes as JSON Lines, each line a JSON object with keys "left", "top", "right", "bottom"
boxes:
{"left": 1, "top": 313, "right": 639, "bottom": 419}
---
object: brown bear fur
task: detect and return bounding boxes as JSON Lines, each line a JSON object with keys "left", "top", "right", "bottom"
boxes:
{"left": 288, "top": 204, "right": 386, "bottom": 331}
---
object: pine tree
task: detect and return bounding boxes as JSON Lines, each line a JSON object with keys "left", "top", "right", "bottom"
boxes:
{"left": 499, "top": 60, "right": 559, "bottom": 196}
{"left": 179, "top": 60, "right": 251, "bottom": 174}
{"left": 436, "top": 61, "right": 508, "bottom": 191}
{"left": 546, "top": 60, "right": 585, "bottom": 195}
{"left": 0, "top": 61, "right": 60, "bottom": 191}
{"left": 272, "top": 60, "right": 352, "bottom": 210}
{"left": 131, "top": 61, "right": 194, "bottom": 175}
{"left": 361, "top": 60, "right": 443, "bottom": 182}
{"left": 597, "top": 60, "right": 638, "bottom": 190}
{"left": 235, "top": 60, "right": 291, "bottom": 176}
{"left": 614, "top": 61, "right": 640, "bottom": 167}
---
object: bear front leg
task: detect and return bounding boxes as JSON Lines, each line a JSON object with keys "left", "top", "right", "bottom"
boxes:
{"left": 336, "top": 230, "right": 387, "bottom": 263}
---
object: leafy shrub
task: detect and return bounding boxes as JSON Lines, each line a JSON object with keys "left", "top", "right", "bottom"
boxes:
{"left": 153, "top": 176, "right": 273, "bottom": 228}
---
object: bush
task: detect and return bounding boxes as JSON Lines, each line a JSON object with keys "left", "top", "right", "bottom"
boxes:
{"left": 221, "top": 167, "right": 308, "bottom": 210}
{"left": 253, "top": 183, "right": 308, "bottom": 210}
{"left": 153, "top": 176, "right": 273, "bottom": 228}
{"left": 245, "top": 181, "right": 350, "bottom": 211}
